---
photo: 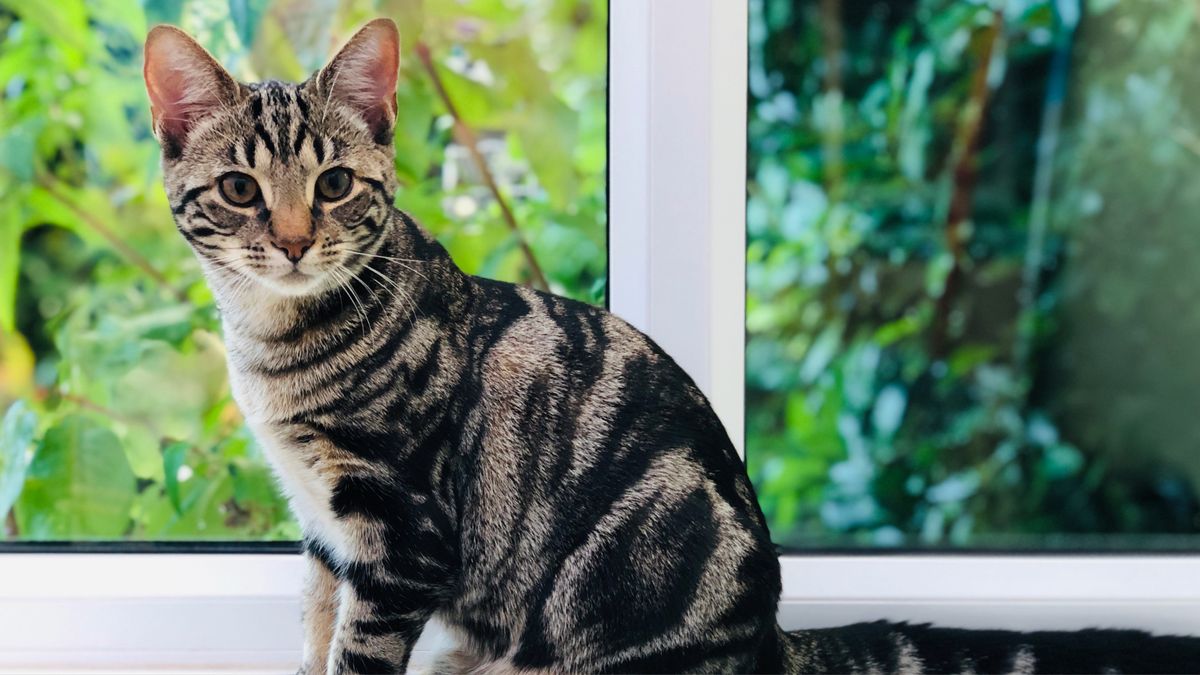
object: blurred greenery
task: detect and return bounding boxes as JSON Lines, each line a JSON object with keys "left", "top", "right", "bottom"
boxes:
{"left": 0, "top": 0, "right": 606, "bottom": 541}
{"left": 747, "top": 0, "right": 1200, "bottom": 549}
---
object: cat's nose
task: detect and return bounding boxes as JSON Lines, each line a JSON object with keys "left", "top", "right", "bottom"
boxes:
{"left": 271, "top": 236, "right": 314, "bottom": 263}
{"left": 269, "top": 203, "right": 314, "bottom": 263}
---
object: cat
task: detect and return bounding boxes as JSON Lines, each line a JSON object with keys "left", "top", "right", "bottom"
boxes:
{"left": 142, "top": 18, "right": 1200, "bottom": 675}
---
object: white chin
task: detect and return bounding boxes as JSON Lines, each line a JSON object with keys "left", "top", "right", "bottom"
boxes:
{"left": 259, "top": 270, "right": 326, "bottom": 297}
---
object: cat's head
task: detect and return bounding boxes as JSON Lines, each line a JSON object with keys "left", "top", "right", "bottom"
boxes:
{"left": 143, "top": 19, "right": 400, "bottom": 297}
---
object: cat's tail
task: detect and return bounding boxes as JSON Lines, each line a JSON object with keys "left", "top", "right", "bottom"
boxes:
{"left": 771, "top": 620, "right": 1200, "bottom": 674}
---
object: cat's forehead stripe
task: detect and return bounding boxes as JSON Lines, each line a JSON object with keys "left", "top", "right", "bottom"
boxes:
{"left": 292, "top": 125, "right": 308, "bottom": 159}
{"left": 241, "top": 134, "right": 256, "bottom": 168}
{"left": 231, "top": 82, "right": 317, "bottom": 168}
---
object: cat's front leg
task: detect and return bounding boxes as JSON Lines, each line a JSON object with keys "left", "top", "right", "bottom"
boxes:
{"left": 325, "top": 566, "right": 434, "bottom": 675}
{"left": 298, "top": 543, "right": 340, "bottom": 675}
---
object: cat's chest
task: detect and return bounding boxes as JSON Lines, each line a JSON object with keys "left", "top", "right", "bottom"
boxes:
{"left": 249, "top": 417, "right": 353, "bottom": 557}
{"left": 228, "top": 367, "right": 354, "bottom": 559}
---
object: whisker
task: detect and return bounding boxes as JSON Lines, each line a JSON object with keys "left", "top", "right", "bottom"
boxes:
{"left": 358, "top": 262, "right": 425, "bottom": 324}
{"left": 336, "top": 249, "right": 432, "bottom": 285}
{"left": 342, "top": 250, "right": 428, "bottom": 263}
{"left": 334, "top": 248, "right": 432, "bottom": 266}
{"left": 330, "top": 266, "right": 371, "bottom": 334}
{"left": 346, "top": 268, "right": 386, "bottom": 324}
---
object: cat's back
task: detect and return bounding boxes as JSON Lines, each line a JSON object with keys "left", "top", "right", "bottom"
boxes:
{"left": 443, "top": 276, "right": 783, "bottom": 672}
{"left": 462, "top": 275, "right": 710, "bottom": 426}
{"left": 457, "top": 273, "right": 759, "bottom": 521}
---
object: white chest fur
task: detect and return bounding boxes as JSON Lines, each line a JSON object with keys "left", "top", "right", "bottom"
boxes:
{"left": 229, "top": 365, "right": 353, "bottom": 563}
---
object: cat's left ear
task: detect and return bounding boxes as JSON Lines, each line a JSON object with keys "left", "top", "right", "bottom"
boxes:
{"left": 316, "top": 18, "right": 400, "bottom": 144}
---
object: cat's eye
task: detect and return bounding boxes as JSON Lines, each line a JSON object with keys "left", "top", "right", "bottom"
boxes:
{"left": 218, "top": 172, "right": 260, "bottom": 206}
{"left": 316, "top": 167, "right": 353, "bottom": 202}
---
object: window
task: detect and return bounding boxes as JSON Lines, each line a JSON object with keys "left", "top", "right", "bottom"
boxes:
{"left": 0, "top": 0, "right": 607, "bottom": 543}
{"left": 609, "top": 0, "right": 1197, "bottom": 643}
{"left": 0, "top": 0, "right": 1196, "bottom": 670}
{"left": 746, "top": 0, "right": 1200, "bottom": 551}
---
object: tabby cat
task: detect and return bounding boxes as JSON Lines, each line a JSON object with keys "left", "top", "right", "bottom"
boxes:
{"left": 142, "top": 18, "right": 1200, "bottom": 674}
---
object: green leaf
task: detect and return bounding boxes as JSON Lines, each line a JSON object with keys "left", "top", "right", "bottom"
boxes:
{"left": 14, "top": 416, "right": 136, "bottom": 539}
{"left": 436, "top": 66, "right": 500, "bottom": 125}
{"left": 899, "top": 49, "right": 934, "bottom": 181}
{"left": 393, "top": 67, "right": 437, "bottom": 184}
{"left": 514, "top": 99, "right": 579, "bottom": 208}
{"left": 0, "top": 401, "right": 37, "bottom": 522}
{"left": 86, "top": 0, "right": 146, "bottom": 38}
{"left": 121, "top": 426, "right": 165, "bottom": 482}
{"left": 162, "top": 441, "right": 189, "bottom": 514}
{"left": 0, "top": 200, "right": 25, "bottom": 332}
{"left": 231, "top": 461, "right": 280, "bottom": 509}
{"left": 0, "top": 121, "right": 39, "bottom": 182}
{"left": 0, "top": 0, "right": 91, "bottom": 57}
{"left": 871, "top": 385, "right": 908, "bottom": 439}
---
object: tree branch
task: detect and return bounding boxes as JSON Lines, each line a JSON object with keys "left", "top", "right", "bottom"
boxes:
{"left": 37, "top": 177, "right": 188, "bottom": 303}
{"left": 929, "top": 11, "right": 1003, "bottom": 358}
{"left": 414, "top": 41, "right": 551, "bottom": 292}
{"left": 819, "top": 0, "right": 846, "bottom": 199}
{"left": 34, "top": 386, "right": 166, "bottom": 438}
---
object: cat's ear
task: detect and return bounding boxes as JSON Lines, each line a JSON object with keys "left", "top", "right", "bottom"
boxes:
{"left": 143, "top": 25, "right": 242, "bottom": 156}
{"left": 315, "top": 18, "right": 400, "bottom": 143}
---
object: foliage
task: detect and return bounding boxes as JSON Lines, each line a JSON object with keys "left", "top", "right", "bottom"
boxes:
{"left": 0, "top": 0, "right": 606, "bottom": 541}
{"left": 747, "top": 0, "right": 1200, "bottom": 549}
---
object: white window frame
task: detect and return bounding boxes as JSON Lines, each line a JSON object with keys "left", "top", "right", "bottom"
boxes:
{"left": 0, "top": 0, "right": 1197, "bottom": 671}
{"left": 613, "top": 0, "right": 1200, "bottom": 642}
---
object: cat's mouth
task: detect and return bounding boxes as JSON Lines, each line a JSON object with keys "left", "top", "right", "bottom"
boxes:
{"left": 258, "top": 266, "right": 327, "bottom": 297}
{"left": 279, "top": 269, "right": 310, "bottom": 283}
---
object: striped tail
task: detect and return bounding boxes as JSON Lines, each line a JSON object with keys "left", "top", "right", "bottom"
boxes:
{"left": 774, "top": 620, "right": 1200, "bottom": 674}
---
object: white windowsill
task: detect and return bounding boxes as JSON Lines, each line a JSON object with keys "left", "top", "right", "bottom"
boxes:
{"left": 0, "top": 553, "right": 1196, "bottom": 672}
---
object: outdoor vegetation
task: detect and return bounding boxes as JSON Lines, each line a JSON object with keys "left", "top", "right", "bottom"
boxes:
{"left": 0, "top": 0, "right": 606, "bottom": 541}
{"left": 7, "top": 0, "right": 1192, "bottom": 551}
{"left": 747, "top": 0, "right": 1200, "bottom": 549}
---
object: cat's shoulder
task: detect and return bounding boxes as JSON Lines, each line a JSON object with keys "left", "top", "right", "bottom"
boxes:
{"left": 467, "top": 275, "right": 647, "bottom": 348}
{"left": 461, "top": 275, "right": 705, "bottom": 398}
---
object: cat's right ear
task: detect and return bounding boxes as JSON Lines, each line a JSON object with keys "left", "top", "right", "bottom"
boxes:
{"left": 143, "top": 26, "right": 242, "bottom": 157}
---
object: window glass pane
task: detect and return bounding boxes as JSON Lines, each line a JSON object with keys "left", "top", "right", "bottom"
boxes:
{"left": 0, "top": 0, "right": 607, "bottom": 542}
{"left": 746, "top": 0, "right": 1200, "bottom": 549}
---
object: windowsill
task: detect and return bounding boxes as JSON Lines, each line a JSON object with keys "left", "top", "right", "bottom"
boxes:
{"left": 0, "top": 553, "right": 1196, "bottom": 673}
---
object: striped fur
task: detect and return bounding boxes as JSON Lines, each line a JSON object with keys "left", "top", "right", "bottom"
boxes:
{"left": 145, "top": 19, "right": 1200, "bottom": 675}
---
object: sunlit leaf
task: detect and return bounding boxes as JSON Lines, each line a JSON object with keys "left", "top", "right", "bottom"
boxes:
{"left": 514, "top": 99, "right": 578, "bottom": 208}
{"left": 0, "top": 202, "right": 25, "bottom": 333}
{"left": 162, "top": 441, "right": 188, "bottom": 514}
{"left": 0, "top": 401, "right": 36, "bottom": 521}
{"left": 15, "top": 416, "right": 136, "bottom": 539}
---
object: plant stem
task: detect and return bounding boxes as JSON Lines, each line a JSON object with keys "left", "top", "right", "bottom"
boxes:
{"left": 819, "top": 0, "right": 846, "bottom": 200}
{"left": 38, "top": 178, "right": 188, "bottom": 303}
{"left": 414, "top": 41, "right": 551, "bottom": 292}
{"left": 929, "top": 11, "right": 1004, "bottom": 358}
{"left": 34, "top": 387, "right": 165, "bottom": 438}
